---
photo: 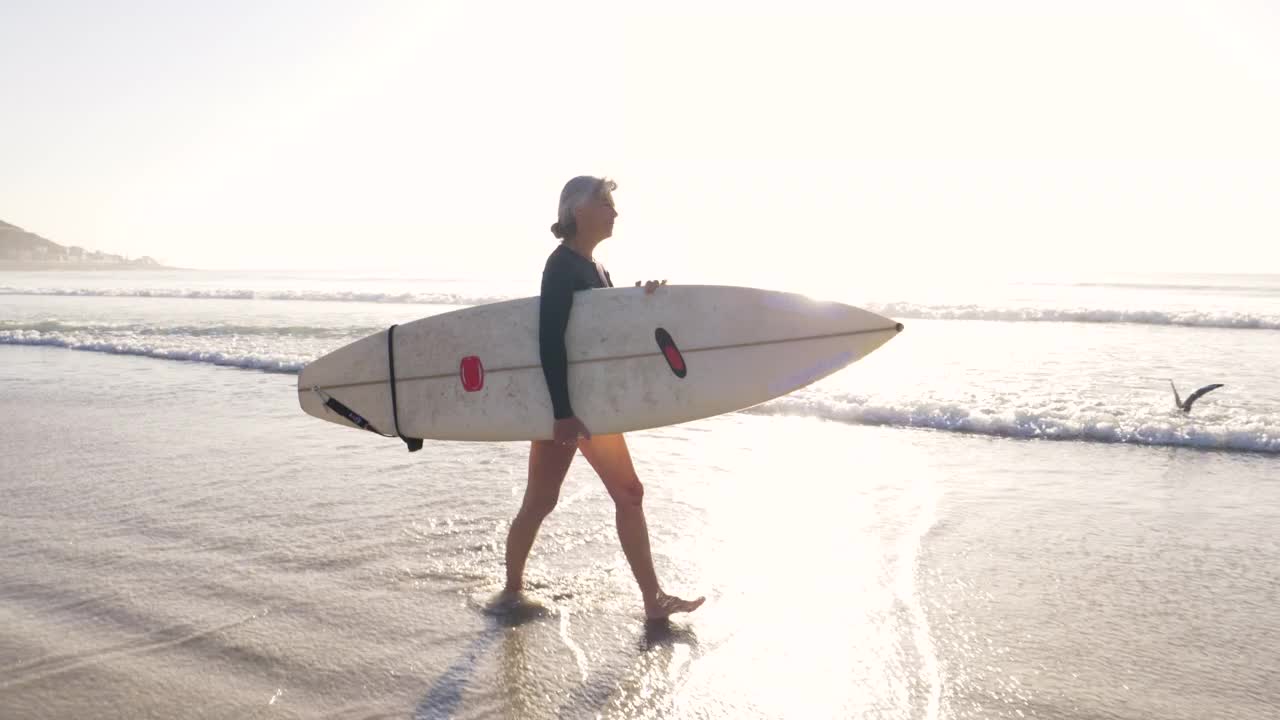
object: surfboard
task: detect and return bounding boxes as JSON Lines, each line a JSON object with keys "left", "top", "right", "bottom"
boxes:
{"left": 297, "top": 285, "right": 902, "bottom": 442}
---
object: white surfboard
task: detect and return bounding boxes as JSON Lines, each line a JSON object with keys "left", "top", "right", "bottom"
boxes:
{"left": 297, "top": 285, "right": 902, "bottom": 442}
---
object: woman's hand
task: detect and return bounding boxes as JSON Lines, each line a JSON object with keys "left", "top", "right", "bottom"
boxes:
{"left": 553, "top": 416, "right": 591, "bottom": 446}
{"left": 635, "top": 279, "right": 668, "bottom": 295}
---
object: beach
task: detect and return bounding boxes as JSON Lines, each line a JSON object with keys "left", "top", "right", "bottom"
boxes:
{"left": 2, "top": 270, "right": 1278, "bottom": 719}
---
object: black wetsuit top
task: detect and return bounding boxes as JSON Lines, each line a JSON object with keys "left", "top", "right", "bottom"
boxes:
{"left": 539, "top": 244, "right": 613, "bottom": 419}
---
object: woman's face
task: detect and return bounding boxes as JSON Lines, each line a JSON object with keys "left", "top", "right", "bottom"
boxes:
{"left": 574, "top": 191, "right": 617, "bottom": 242}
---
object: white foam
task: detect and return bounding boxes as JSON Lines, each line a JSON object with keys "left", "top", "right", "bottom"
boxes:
{"left": 0, "top": 331, "right": 308, "bottom": 373}
{"left": 6, "top": 286, "right": 1279, "bottom": 330}
{"left": 869, "top": 302, "right": 1280, "bottom": 331}
{"left": 0, "top": 286, "right": 507, "bottom": 306}
{"left": 747, "top": 395, "right": 1280, "bottom": 454}
{"left": 0, "top": 320, "right": 373, "bottom": 339}
{"left": 8, "top": 327, "right": 1277, "bottom": 454}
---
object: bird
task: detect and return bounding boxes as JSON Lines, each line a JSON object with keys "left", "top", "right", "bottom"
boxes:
{"left": 1169, "top": 380, "right": 1224, "bottom": 414}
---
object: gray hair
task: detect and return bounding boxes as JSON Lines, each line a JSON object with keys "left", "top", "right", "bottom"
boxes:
{"left": 550, "top": 176, "right": 616, "bottom": 240}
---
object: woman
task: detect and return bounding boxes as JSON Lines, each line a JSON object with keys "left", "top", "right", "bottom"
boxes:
{"left": 497, "top": 176, "right": 704, "bottom": 620}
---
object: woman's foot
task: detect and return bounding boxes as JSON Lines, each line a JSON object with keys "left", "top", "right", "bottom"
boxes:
{"left": 645, "top": 591, "right": 705, "bottom": 620}
{"left": 483, "top": 588, "right": 553, "bottom": 624}
{"left": 485, "top": 588, "right": 529, "bottom": 615}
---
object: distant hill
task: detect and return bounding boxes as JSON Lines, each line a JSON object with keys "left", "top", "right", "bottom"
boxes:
{"left": 0, "top": 220, "right": 166, "bottom": 269}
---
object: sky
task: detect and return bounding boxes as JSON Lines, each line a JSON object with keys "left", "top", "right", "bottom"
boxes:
{"left": 2, "top": 0, "right": 1279, "bottom": 285}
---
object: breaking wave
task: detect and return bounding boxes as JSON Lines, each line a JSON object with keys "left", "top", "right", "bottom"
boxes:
{"left": 748, "top": 395, "right": 1280, "bottom": 454}
{"left": 868, "top": 302, "right": 1280, "bottom": 330}
{"left": 5, "top": 286, "right": 1278, "bottom": 330}
{"left": 0, "top": 286, "right": 507, "bottom": 306}
{"left": 0, "top": 320, "right": 373, "bottom": 339}
{"left": 5, "top": 325, "right": 1276, "bottom": 455}
{"left": 0, "top": 330, "right": 308, "bottom": 373}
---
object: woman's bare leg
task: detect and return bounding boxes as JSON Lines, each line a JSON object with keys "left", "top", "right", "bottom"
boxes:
{"left": 502, "top": 439, "right": 576, "bottom": 596}
{"left": 577, "top": 433, "right": 704, "bottom": 619}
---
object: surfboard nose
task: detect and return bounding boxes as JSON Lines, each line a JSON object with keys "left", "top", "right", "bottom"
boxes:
{"left": 848, "top": 303, "right": 904, "bottom": 336}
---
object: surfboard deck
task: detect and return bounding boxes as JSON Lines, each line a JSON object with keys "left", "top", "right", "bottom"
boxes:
{"left": 297, "top": 285, "right": 902, "bottom": 442}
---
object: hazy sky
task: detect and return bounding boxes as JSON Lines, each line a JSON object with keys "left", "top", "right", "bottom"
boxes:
{"left": 3, "top": 0, "right": 1279, "bottom": 283}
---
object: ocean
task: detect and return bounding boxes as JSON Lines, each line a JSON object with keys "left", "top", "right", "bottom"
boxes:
{"left": 1, "top": 269, "right": 1277, "bottom": 719}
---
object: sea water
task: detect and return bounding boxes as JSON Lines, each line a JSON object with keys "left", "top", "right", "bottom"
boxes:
{"left": 1, "top": 269, "right": 1277, "bottom": 719}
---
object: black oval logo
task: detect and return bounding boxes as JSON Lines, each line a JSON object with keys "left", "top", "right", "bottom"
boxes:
{"left": 654, "top": 328, "right": 687, "bottom": 379}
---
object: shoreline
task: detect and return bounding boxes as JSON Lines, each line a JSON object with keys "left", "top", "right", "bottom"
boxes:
{"left": 0, "top": 261, "right": 184, "bottom": 272}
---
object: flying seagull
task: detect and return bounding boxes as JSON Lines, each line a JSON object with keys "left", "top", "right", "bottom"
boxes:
{"left": 1169, "top": 381, "right": 1224, "bottom": 414}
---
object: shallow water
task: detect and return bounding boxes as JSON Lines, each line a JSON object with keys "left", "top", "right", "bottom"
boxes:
{"left": 3, "top": 269, "right": 1278, "bottom": 718}
{"left": 2, "top": 343, "right": 1277, "bottom": 719}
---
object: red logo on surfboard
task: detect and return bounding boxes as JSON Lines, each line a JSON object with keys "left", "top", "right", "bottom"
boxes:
{"left": 460, "top": 356, "right": 485, "bottom": 392}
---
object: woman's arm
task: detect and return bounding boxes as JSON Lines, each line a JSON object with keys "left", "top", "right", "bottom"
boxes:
{"left": 538, "top": 263, "right": 577, "bottom": 420}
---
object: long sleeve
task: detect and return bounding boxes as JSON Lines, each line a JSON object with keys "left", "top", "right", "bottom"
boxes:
{"left": 539, "top": 262, "right": 576, "bottom": 419}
